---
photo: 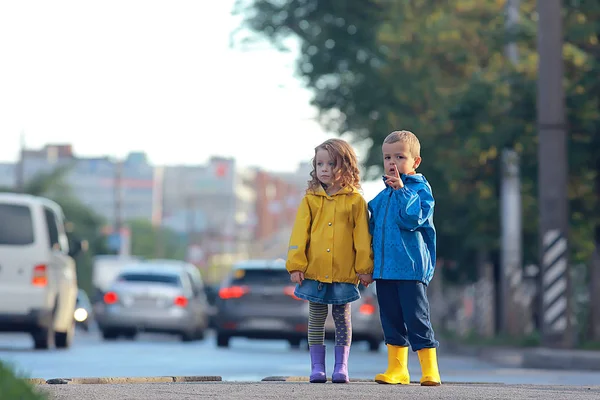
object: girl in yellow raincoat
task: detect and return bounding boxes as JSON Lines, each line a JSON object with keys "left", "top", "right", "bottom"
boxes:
{"left": 286, "top": 138, "right": 373, "bottom": 383}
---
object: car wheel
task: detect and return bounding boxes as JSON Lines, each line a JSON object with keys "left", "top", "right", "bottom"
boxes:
{"left": 101, "top": 329, "right": 119, "bottom": 341}
{"left": 369, "top": 339, "right": 381, "bottom": 352}
{"left": 32, "top": 324, "right": 56, "bottom": 350}
{"left": 55, "top": 321, "right": 75, "bottom": 349}
{"left": 195, "top": 328, "right": 206, "bottom": 341}
{"left": 288, "top": 338, "right": 301, "bottom": 349}
{"left": 181, "top": 330, "right": 197, "bottom": 342}
{"left": 216, "top": 333, "right": 230, "bottom": 348}
{"left": 122, "top": 330, "right": 137, "bottom": 340}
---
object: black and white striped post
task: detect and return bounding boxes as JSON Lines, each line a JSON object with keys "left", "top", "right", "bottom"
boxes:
{"left": 537, "top": 0, "right": 572, "bottom": 347}
{"left": 541, "top": 230, "right": 569, "bottom": 337}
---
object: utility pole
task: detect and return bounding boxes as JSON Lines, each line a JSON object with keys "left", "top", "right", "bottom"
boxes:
{"left": 537, "top": 0, "right": 571, "bottom": 348}
{"left": 114, "top": 160, "right": 123, "bottom": 255}
{"left": 16, "top": 131, "right": 25, "bottom": 192}
{"left": 499, "top": 0, "right": 523, "bottom": 336}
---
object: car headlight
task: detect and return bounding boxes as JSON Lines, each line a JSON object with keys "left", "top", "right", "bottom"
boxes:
{"left": 74, "top": 308, "right": 88, "bottom": 322}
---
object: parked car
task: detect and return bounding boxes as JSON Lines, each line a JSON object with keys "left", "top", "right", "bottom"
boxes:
{"left": 0, "top": 193, "right": 83, "bottom": 350}
{"left": 324, "top": 283, "right": 384, "bottom": 351}
{"left": 214, "top": 259, "right": 309, "bottom": 348}
{"left": 74, "top": 289, "right": 94, "bottom": 332}
{"left": 95, "top": 260, "right": 210, "bottom": 341}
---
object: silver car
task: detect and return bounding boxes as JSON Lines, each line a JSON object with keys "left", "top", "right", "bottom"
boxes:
{"left": 214, "top": 259, "right": 309, "bottom": 348}
{"left": 95, "top": 261, "right": 209, "bottom": 342}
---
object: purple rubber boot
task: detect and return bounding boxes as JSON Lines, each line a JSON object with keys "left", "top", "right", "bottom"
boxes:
{"left": 309, "top": 345, "right": 327, "bottom": 383}
{"left": 332, "top": 345, "right": 350, "bottom": 383}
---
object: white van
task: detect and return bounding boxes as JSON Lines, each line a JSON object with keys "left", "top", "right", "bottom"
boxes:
{"left": 0, "top": 193, "right": 82, "bottom": 350}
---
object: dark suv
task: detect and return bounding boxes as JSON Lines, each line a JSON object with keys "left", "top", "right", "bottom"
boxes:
{"left": 214, "top": 259, "right": 309, "bottom": 348}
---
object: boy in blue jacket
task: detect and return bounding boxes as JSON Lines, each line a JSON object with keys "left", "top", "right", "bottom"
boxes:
{"left": 368, "top": 130, "right": 441, "bottom": 386}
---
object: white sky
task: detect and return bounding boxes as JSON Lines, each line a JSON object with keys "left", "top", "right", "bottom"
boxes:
{"left": 0, "top": 0, "right": 382, "bottom": 200}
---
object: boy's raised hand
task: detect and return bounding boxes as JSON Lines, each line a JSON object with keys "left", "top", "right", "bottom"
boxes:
{"left": 290, "top": 271, "right": 304, "bottom": 285}
{"left": 384, "top": 164, "right": 404, "bottom": 189}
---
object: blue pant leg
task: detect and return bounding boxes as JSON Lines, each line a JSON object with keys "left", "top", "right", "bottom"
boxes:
{"left": 375, "top": 280, "right": 410, "bottom": 347}
{"left": 397, "top": 281, "right": 439, "bottom": 351}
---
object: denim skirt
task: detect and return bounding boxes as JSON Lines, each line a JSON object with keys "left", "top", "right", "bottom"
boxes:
{"left": 294, "top": 279, "right": 361, "bottom": 305}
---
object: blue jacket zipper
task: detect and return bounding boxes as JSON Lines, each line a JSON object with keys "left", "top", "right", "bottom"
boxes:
{"left": 378, "top": 190, "right": 393, "bottom": 279}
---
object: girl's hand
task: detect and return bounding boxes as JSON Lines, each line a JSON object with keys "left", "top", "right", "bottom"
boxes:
{"left": 357, "top": 273, "right": 373, "bottom": 287}
{"left": 290, "top": 271, "right": 305, "bottom": 285}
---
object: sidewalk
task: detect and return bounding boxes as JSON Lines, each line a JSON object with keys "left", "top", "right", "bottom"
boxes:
{"left": 39, "top": 380, "right": 600, "bottom": 400}
{"left": 442, "top": 340, "right": 600, "bottom": 371}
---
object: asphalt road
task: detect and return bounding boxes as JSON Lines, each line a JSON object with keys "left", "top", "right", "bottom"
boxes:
{"left": 1, "top": 329, "right": 599, "bottom": 385}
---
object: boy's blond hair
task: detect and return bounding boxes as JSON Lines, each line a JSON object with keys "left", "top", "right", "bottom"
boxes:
{"left": 383, "top": 130, "right": 421, "bottom": 158}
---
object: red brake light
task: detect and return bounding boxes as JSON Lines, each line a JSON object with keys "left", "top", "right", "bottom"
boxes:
{"left": 31, "top": 264, "right": 48, "bottom": 287}
{"left": 174, "top": 296, "right": 188, "bottom": 307}
{"left": 284, "top": 286, "right": 302, "bottom": 300}
{"left": 219, "top": 285, "right": 249, "bottom": 299}
{"left": 359, "top": 299, "right": 376, "bottom": 315}
{"left": 104, "top": 291, "right": 118, "bottom": 304}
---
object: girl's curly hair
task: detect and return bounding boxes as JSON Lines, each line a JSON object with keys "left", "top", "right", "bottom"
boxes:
{"left": 307, "top": 138, "right": 362, "bottom": 193}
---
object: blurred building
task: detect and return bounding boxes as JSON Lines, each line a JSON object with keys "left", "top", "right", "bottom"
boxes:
{"left": 16, "top": 144, "right": 155, "bottom": 227}
{"left": 250, "top": 162, "right": 310, "bottom": 259}
{"left": 158, "top": 157, "right": 239, "bottom": 266}
{"left": 4, "top": 142, "right": 312, "bottom": 267}
{"left": 0, "top": 163, "right": 15, "bottom": 188}
{"left": 157, "top": 159, "right": 309, "bottom": 266}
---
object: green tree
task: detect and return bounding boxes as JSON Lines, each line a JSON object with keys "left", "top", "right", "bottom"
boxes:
{"left": 128, "top": 219, "right": 187, "bottom": 261}
{"left": 233, "top": 0, "right": 529, "bottom": 278}
{"left": 233, "top": 0, "right": 600, "bottom": 283}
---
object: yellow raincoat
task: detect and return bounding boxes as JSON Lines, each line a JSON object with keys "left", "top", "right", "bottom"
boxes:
{"left": 286, "top": 185, "right": 373, "bottom": 284}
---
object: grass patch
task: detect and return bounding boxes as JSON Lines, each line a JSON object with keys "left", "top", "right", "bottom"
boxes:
{"left": 0, "top": 360, "right": 47, "bottom": 400}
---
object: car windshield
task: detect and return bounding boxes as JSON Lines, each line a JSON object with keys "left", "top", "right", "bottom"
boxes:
{"left": 118, "top": 272, "right": 181, "bottom": 286}
{"left": 231, "top": 268, "right": 290, "bottom": 286}
{"left": 0, "top": 204, "right": 35, "bottom": 245}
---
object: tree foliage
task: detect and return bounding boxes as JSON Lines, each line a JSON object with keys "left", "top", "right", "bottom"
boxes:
{"left": 234, "top": 0, "right": 600, "bottom": 280}
{"left": 128, "top": 219, "right": 187, "bottom": 261}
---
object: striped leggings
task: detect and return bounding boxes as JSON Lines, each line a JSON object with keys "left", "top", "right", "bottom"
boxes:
{"left": 308, "top": 302, "right": 352, "bottom": 346}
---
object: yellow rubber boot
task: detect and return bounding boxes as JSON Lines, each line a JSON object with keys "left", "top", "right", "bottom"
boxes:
{"left": 417, "top": 347, "right": 441, "bottom": 386}
{"left": 374, "top": 344, "right": 410, "bottom": 384}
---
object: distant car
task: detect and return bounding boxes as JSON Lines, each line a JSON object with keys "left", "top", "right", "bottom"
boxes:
{"left": 95, "top": 260, "right": 210, "bottom": 341}
{"left": 74, "top": 289, "right": 93, "bottom": 332}
{"left": 203, "top": 283, "right": 219, "bottom": 329}
{"left": 91, "top": 255, "right": 142, "bottom": 304}
{"left": 0, "top": 193, "right": 83, "bottom": 350}
{"left": 214, "top": 259, "right": 309, "bottom": 349}
{"left": 324, "top": 283, "right": 384, "bottom": 351}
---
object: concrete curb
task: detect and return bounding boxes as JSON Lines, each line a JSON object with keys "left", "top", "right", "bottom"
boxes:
{"left": 34, "top": 376, "right": 221, "bottom": 385}
{"left": 442, "top": 340, "right": 600, "bottom": 371}
{"left": 27, "top": 378, "right": 47, "bottom": 385}
{"left": 523, "top": 348, "right": 600, "bottom": 371}
{"left": 262, "top": 376, "right": 373, "bottom": 383}
{"left": 261, "top": 376, "right": 499, "bottom": 385}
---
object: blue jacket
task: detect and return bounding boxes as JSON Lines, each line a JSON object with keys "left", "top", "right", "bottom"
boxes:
{"left": 368, "top": 174, "right": 437, "bottom": 285}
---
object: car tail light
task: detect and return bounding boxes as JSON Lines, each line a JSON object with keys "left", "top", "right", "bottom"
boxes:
{"left": 104, "top": 291, "right": 118, "bottom": 304}
{"left": 31, "top": 264, "right": 48, "bottom": 287}
{"left": 284, "top": 286, "right": 302, "bottom": 300}
{"left": 174, "top": 296, "right": 188, "bottom": 307}
{"left": 219, "top": 285, "right": 249, "bottom": 299}
{"left": 359, "top": 298, "right": 376, "bottom": 315}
